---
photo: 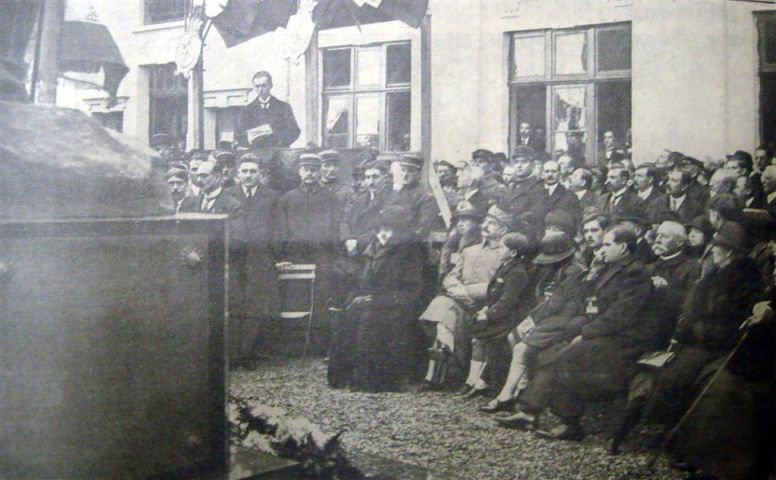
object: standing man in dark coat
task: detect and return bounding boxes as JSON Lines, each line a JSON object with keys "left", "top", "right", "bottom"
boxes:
{"left": 228, "top": 153, "right": 282, "bottom": 365}
{"left": 319, "top": 149, "right": 353, "bottom": 209}
{"left": 535, "top": 160, "right": 581, "bottom": 222}
{"left": 499, "top": 146, "right": 545, "bottom": 231}
{"left": 278, "top": 153, "right": 341, "bottom": 352}
{"left": 647, "top": 170, "right": 705, "bottom": 224}
{"left": 236, "top": 70, "right": 300, "bottom": 149}
{"left": 384, "top": 152, "right": 440, "bottom": 238}
{"left": 497, "top": 225, "right": 654, "bottom": 441}
{"left": 597, "top": 164, "right": 646, "bottom": 216}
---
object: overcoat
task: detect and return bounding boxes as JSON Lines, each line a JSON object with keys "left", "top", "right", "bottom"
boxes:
{"left": 348, "top": 235, "right": 425, "bottom": 392}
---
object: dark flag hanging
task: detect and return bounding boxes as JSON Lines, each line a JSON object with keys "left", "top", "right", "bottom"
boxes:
{"left": 212, "top": 0, "right": 428, "bottom": 48}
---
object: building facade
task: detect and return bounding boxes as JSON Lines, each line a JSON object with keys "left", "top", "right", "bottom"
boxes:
{"left": 59, "top": 0, "right": 775, "bottom": 164}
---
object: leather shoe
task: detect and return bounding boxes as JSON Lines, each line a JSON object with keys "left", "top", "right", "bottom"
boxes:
{"left": 494, "top": 410, "right": 536, "bottom": 430}
{"left": 535, "top": 424, "right": 585, "bottom": 441}
{"left": 461, "top": 387, "right": 489, "bottom": 400}
{"left": 453, "top": 383, "right": 473, "bottom": 396}
{"left": 417, "top": 380, "right": 444, "bottom": 392}
{"left": 479, "top": 398, "right": 515, "bottom": 414}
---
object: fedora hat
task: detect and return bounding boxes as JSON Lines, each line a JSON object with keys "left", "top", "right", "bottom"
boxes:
{"left": 533, "top": 232, "right": 576, "bottom": 265}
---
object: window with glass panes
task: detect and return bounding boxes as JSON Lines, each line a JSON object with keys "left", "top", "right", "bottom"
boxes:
{"left": 508, "top": 23, "right": 631, "bottom": 165}
{"left": 148, "top": 63, "right": 187, "bottom": 144}
{"left": 321, "top": 42, "right": 411, "bottom": 151}
{"left": 144, "top": 0, "right": 187, "bottom": 25}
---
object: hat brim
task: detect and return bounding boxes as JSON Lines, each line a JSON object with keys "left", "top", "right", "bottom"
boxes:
{"left": 484, "top": 213, "right": 510, "bottom": 227}
{"left": 393, "top": 160, "right": 422, "bottom": 169}
{"left": 712, "top": 237, "right": 747, "bottom": 253}
{"left": 533, "top": 248, "right": 576, "bottom": 265}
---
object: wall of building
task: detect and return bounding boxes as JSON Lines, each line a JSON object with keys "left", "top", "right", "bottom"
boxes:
{"left": 57, "top": 0, "right": 773, "bottom": 164}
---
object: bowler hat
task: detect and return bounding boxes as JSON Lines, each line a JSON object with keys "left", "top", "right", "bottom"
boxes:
{"left": 451, "top": 201, "right": 482, "bottom": 222}
{"left": 713, "top": 221, "right": 749, "bottom": 252}
{"left": 394, "top": 152, "right": 424, "bottom": 169}
{"left": 544, "top": 209, "right": 576, "bottom": 236}
{"left": 727, "top": 150, "right": 753, "bottom": 165}
{"left": 512, "top": 145, "right": 535, "bottom": 161}
{"left": 533, "top": 232, "right": 576, "bottom": 265}
{"left": 319, "top": 149, "right": 341, "bottom": 163}
{"left": 484, "top": 205, "right": 513, "bottom": 229}
{"left": 298, "top": 152, "right": 322, "bottom": 167}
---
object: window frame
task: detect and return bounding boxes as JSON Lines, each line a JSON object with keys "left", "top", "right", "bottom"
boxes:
{"left": 508, "top": 22, "right": 632, "bottom": 161}
{"left": 320, "top": 41, "right": 412, "bottom": 151}
{"left": 143, "top": 0, "right": 187, "bottom": 26}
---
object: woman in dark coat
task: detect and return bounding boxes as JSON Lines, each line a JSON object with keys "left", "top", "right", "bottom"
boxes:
{"left": 329, "top": 205, "right": 425, "bottom": 392}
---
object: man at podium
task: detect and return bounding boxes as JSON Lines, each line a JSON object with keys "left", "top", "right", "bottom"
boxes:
{"left": 236, "top": 70, "right": 301, "bottom": 149}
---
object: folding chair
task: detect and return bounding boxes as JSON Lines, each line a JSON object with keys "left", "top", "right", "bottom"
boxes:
{"left": 276, "top": 263, "right": 316, "bottom": 359}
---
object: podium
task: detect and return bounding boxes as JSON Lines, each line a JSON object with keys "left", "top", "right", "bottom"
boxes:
{"left": 0, "top": 214, "right": 229, "bottom": 479}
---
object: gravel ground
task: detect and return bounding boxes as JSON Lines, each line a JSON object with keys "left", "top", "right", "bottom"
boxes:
{"left": 230, "top": 357, "right": 686, "bottom": 480}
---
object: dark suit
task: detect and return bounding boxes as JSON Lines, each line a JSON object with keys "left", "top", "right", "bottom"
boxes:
{"left": 634, "top": 186, "right": 663, "bottom": 213}
{"left": 575, "top": 189, "right": 599, "bottom": 211}
{"left": 236, "top": 95, "right": 300, "bottom": 148}
{"left": 597, "top": 188, "right": 646, "bottom": 217}
{"left": 320, "top": 179, "right": 354, "bottom": 211}
{"left": 647, "top": 193, "right": 705, "bottom": 224}
{"left": 647, "top": 252, "right": 700, "bottom": 348}
{"left": 228, "top": 185, "right": 281, "bottom": 318}
{"left": 179, "top": 189, "right": 246, "bottom": 243}
{"left": 536, "top": 184, "right": 581, "bottom": 223}
{"left": 518, "top": 135, "right": 545, "bottom": 154}
{"left": 340, "top": 185, "right": 391, "bottom": 249}
{"left": 383, "top": 181, "right": 440, "bottom": 238}
{"left": 519, "top": 254, "right": 654, "bottom": 421}
{"left": 498, "top": 176, "right": 546, "bottom": 227}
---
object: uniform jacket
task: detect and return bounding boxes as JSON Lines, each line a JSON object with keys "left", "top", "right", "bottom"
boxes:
{"left": 442, "top": 240, "right": 504, "bottom": 307}
{"left": 320, "top": 178, "right": 354, "bottom": 211}
{"left": 478, "top": 175, "right": 507, "bottom": 207}
{"left": 278, "top": 183, "right": 341, "bottom": 261}
{"left": 236, "top": 95, "right": 300, "bottom": 148}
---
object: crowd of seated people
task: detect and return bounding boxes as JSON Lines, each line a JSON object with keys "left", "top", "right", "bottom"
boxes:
{"left": 160, "top": 136, "right": 776, "bottom": 479}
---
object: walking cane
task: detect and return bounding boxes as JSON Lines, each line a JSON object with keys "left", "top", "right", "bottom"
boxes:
{"left": 639, "top": 316, "right": 755, "bottom": 474}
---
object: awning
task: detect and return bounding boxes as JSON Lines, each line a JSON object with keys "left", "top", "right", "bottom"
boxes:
{"left": 212, "top": 0, "right": 428, "bottom": 48}
{"left": 59, "top": 21, "right": 129, "bottom": 97}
